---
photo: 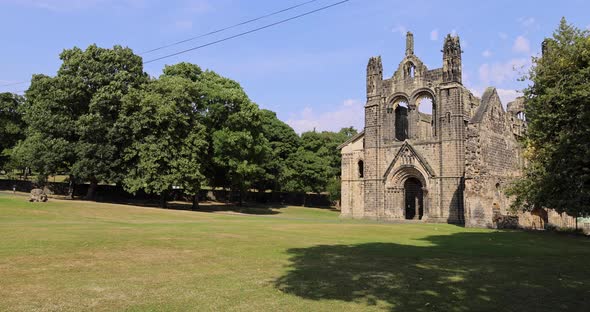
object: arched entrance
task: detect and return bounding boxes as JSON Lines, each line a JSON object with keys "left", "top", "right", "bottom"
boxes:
{"left": 384, "top": 162, "right": 431, "bottom": 221}
{"left": 404, "top": 177, "right": 424, "bottom": 220}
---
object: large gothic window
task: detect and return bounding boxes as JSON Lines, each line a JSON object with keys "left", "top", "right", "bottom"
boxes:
{"left": 394, "top": 100, "right": 409, "bottom": 141}
{"left": 416, "top": 93, "right": 436, "bottom": 138}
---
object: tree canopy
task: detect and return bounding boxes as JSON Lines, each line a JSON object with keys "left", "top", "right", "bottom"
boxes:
{"left": 508, "top": 18, "right": 590, "bottom": 217}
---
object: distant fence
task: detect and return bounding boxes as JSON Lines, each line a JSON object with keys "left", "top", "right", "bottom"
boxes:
{"left": 0, "top": 179, "right": 332, "bottom": 208}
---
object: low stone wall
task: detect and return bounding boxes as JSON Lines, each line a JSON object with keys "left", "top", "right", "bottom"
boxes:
{"left": 517, "top": 208, "right": 590, "bottom": 234}
{"left": 0, "top": 179, "right": 332, "bottom": 208}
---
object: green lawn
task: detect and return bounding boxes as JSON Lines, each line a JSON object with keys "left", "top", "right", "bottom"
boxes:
{"left": 0, "top": 193, "right": 589, "bottom": 312}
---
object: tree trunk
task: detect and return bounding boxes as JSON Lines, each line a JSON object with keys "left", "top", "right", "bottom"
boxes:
{"left": 238, "top": 191, "right": 243, "bottom": 206}
{"left": 192, "top": 194, "right": 199, "bottom": 210}
{"left": 67, "top": 175, "right": 75, "bottom": 199}
{"left": 86, "top": 178, "right": 98, "bottom": 200}
{"left": 160, "top": 191, "right": 168, "bottom": 208}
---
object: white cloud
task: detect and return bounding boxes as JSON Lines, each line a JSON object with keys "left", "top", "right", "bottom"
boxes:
{"left": 430, "top": 29, "right": 439, "bottom": 41}
{"left": 482, "top": 49, "right": 492, "bottom": 58}
{"left": 479, "top": 58, "right": 529, "bottom": 85}
{"left": 391, "top": 25, "right": 407, "bottom": 37}
{"left": 496, "top": 88, "right": 523, "bottom": 105}
{"left": 286, "top": 99, "right": 364, "bottom": 134}
{"left": 518, "top": 17, "right": 535, "bottom": 28}
{"left": 512, "top": 35, "right": 531, "bottom": 54}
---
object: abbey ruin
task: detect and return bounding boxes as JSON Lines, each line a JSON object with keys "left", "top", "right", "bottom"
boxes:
{"left": 339, "top": 32, "right": 527, "bottom": 227}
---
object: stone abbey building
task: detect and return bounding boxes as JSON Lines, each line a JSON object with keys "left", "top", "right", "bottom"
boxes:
{"left": 339, "top": 32, "right": 527, "bottom": 226}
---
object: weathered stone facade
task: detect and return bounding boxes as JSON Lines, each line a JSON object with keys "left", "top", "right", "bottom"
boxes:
{"left": 339, "top": 32, "right": 527, "bottom": 226}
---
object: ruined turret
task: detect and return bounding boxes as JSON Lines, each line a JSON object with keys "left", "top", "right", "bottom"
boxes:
{"left": 442, "top": 34, "right": 462, "bottom": 83}
{"left": 366, "top": 56, "right": 383, "bottom": 98}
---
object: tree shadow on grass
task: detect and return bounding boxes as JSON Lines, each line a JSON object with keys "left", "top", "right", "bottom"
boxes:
{"left": 275, "top": 231, "right": 590, "bottom": 312}
{"left": 94, "top": 198, "right": 285, "bottom": 215}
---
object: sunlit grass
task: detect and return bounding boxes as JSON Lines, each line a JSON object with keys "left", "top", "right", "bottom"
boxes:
{"left": 0, "top": 193, "right": 588, "bottom": 311}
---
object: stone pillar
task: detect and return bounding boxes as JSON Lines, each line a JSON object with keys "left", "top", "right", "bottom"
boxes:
{"left": 406, "top": 32, "right": 414, "bottom": 56}
{"left": 414, "top": 196, "right": 420, "bottom": 220}
{"left": 423, "top": 187, "right": 429, "bottom": 219}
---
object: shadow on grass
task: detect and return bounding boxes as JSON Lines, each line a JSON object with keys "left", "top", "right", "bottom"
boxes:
{"left": 275, "top": 231, "right": 590, "bottom": 312}
{"left": 93, "top": 198, "right": 288, "bottom": 215}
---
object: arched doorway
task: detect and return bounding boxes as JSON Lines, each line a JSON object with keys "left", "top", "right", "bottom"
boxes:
{"left": 385, "top": 165, "right": 430, "bottom": 220}
{"left": 404, "top": 177, "right": 424, "bottom": 220}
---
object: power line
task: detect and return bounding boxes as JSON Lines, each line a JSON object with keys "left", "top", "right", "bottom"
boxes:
{"left": 0, "top": 81, "right": 28, "bottom": 87}
{"left": 144, "top": 0, "right": 350, "bottom": 64}
{"left": 141, "top": 0, "right": 320, "bottom": 55}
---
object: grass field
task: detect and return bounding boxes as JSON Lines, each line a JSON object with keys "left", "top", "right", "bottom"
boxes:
{"left": 1, "top": 193, "right": 589, "bottom": 312}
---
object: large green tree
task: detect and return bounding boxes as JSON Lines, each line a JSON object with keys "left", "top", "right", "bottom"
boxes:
{"left": 255, "top": 109, "right": 300, "bottom": 192}
{"left": 0, "top": 92, "right": 25, "bottom": 171}
{"left": 508, "top": 18, "right": 590, "bottom": 219}
{"left": 118, "top": 74, "right": 208, "bottom": 209}
{"left": 212, "top": 102, "right": 270, "bottom": 205}
{"left": 195, "top": 70, "right": 256, "bottom": 189}
{"left": 16, "top": 45, "right": 147, "bottom": 198}
{"left": 15, "top": 74, "right": 76, "bottom": 185}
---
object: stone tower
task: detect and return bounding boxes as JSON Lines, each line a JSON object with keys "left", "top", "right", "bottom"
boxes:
{"left": 363, "top": 56, "right": 383, "bottom": 216}
{"left": 437, "top": 34, "right": 465, "bottom": 223}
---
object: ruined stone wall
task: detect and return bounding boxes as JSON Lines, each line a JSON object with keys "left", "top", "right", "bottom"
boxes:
{"left": 462, "top": 89, "right": 481, "bottom": 119}
{"left": 340, "top": 33, "right": 527, "bottom": 227}
{"left": 464, "top": 89, "right": 523, "bottom": 227}
{"left": 516, "top": 209, "right": 590, "bottom": 234}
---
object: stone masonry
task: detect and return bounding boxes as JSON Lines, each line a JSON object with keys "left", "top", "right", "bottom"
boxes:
{"left": 339, "top": 32, "right": 526, "bottom": 226}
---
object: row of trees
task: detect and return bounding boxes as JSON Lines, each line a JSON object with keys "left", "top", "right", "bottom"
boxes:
{"left": 0, "top": 45, "right": 356, "bottom": 208}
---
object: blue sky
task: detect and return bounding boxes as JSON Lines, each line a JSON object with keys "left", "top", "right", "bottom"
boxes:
{"left": 0, "top": 0, "right": 588, "bottom": 133}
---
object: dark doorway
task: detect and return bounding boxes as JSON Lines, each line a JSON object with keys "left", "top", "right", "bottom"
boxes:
{"left": 404, "top": 178, "right": 423, "bottom": 220}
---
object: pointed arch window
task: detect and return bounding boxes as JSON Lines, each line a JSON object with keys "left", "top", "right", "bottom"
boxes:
{"left": 394, "top": 100, "right": 409, "bottom": 141}
{"left": 416, "top": 93, "right": 436, "bottom": 137}
{"left": 405, "top": 62, "right": 416, "bottom": 79}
